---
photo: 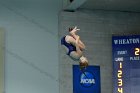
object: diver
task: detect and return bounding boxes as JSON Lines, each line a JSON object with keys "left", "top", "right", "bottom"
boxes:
{"left": 61, "top": 26, "right": 88, "bottom": 69}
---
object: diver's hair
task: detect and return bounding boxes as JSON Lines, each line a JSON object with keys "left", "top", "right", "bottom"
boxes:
{"left": 79, "top": 61, "right": 88, "bottom": 70}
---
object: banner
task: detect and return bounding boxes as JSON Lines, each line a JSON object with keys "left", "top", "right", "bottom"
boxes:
{"left": 73, "top": 65, "right": 100, "bottom": 93}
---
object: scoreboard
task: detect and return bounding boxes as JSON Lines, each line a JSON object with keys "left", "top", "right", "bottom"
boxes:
{"left": 112, "top": 35, "right": 140, "bottom": 93}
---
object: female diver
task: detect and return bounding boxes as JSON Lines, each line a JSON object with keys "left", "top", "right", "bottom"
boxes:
{"left": 61, "top": 26, "right": 88, "bottom": 69}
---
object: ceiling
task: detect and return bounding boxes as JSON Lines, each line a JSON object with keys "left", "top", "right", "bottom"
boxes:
{"left": 80, "top": 0, "right": 140, "bottom": 12}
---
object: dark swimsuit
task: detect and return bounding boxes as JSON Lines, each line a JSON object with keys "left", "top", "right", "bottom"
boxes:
{"left": 61, "top": 36, "right": 76, "bottom": 56}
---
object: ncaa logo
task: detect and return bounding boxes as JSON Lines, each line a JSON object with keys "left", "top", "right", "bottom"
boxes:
{"left": 80, "top": 72, "right": 95, "bottom": 87}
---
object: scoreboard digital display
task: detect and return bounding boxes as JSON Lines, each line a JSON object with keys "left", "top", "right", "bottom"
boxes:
{"left": 112, "top": 35, "right": 140, "bottom": 93}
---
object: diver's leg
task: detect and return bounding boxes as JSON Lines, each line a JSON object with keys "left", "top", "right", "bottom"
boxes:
{"left": 65, "top": 35, "right": 83, "bottom": 59}
{"left": 69, "top": 27, "right": 85, "bottom": 50}
{"left": 65, "top": 35, "right": 83, "bottom": 55}
{"left": 76, "top": 37, "right": 85, "bottom": 50}
{"left": 65, "top": 35, "right": 76, "bottom": 45}
{"left": 70, "top": 32, "right": 85, "bottom": 50}
{"left": 75, "top": 36, "right": 83, "bottom": 55}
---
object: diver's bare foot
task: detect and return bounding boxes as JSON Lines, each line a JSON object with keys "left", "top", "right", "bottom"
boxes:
{"left": 69, "top": 26, "right": 80, "bottom": 34}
